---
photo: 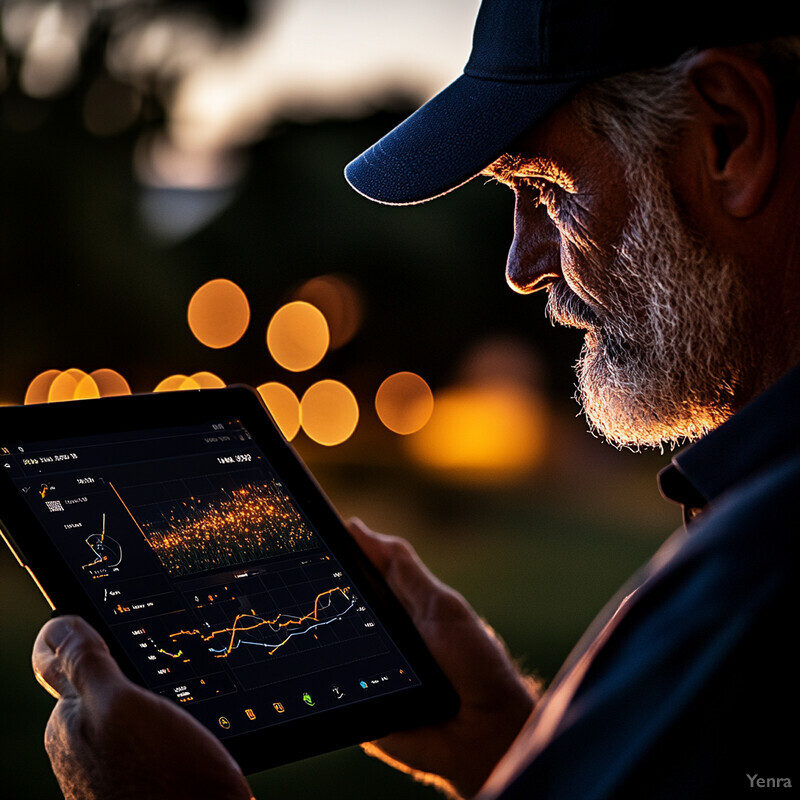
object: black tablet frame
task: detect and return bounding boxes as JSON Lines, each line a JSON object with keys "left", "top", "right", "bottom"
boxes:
{"left": 0, "top": 386, "right": 458, "bottom": 774}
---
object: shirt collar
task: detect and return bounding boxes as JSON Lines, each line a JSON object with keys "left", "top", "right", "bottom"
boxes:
{"left": 658, "top": 364, "right": 800, "bottom": 525}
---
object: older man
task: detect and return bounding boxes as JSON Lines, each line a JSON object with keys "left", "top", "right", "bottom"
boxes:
{"left": 33, "top": 1, "right": 798, "bottom": 798}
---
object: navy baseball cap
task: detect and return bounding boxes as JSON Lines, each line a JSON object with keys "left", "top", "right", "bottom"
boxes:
{"left": 345, "top": 0, "right": 799, "bottom": 205}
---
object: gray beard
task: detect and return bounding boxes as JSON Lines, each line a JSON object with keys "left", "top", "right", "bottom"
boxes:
{"left": 547, "top": 162, "right": 752, "bottom": 450}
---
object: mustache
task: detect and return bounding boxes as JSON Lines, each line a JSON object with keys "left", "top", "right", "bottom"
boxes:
{"left": 545, "top": 281, "right": 602, "bottom": 330}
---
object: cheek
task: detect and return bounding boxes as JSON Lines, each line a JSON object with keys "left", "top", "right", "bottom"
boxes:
{"left": 558, "top": 251, "right": 604, "bottom": 311}
{"left": 556, "top": 190, "right": 632, "bottom": 309}
{"left": 555, "top": 221, "right": 614, "bottom": 308}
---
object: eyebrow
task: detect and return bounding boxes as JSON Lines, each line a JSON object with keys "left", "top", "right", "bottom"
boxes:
{"left": 481, "top": 153, "right": 577, "bottom": 192}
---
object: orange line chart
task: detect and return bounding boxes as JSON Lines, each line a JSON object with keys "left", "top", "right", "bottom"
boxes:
{"left": 170, "top": 587, "right": 355, "bottom": 658}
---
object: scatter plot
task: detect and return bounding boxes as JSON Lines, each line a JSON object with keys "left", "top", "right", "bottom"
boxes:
{"left": 135, "top": 478, "right": 318, "bottom": 577}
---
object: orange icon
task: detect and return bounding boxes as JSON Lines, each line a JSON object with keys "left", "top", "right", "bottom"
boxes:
{"left": 273, "top": 702, "right": 285, "bottom": 714}
{"left": 218, "top": 716, "right": 231, "bottom": 729}
{"left": 245, "top": 708, "right": 256, "bottom": 721}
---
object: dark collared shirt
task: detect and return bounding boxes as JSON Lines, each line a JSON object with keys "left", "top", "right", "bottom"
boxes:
{"left": 485, "top": 367, "right": 798, "bottom": 799}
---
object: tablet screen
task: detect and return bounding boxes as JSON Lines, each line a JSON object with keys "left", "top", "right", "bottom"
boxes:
{"left": 1, "top": 403, "right": 425, "bottom": 746}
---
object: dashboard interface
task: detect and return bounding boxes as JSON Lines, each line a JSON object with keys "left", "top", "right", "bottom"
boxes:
{"left": 2, "top": 417, "right": 420, "bottom": 739}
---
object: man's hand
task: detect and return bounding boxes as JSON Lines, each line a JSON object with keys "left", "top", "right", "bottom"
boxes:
{"left": 348, "top": 519, "right": 539, "bottom": 800}
{"left": 32, "top": 615, "right": 254, "bottom": 800}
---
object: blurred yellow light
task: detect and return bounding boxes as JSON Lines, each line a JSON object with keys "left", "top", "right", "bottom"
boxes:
{"left": 153, "top": 374, "right": 201, "bottom": 392}
{"left": 187, "top": 278, "right": 250, "bottom": 349}
{"left": 294, "top": 274, "right": 363, "bottom": 350}
{"left": 74, "top": 374, "right": 101, "bottom": 400}
{"left": 375, "top": 372, "right": 434, "bottom": 435}
{"left": 257, "top": 382, "right": 301, "bottom": 441}
{"left": 89, "top": 369, "right": 132, "bottom": 397}
{"left": 25, "top": 368, "right": 131, "bottom": 404}
{"left": 25, "top": 369, "right": 61, "bottom": 404}
{"left": 153, "top": 372, "right": 225, "bottom": 392}
{"left": 267, "top": 301, "right": 329, "bottom": 372}
{"left": 189, "top": 371, "right": 226, "bottom": 389}
{"left": 406, "top": 386, "right": 546, "bottom": 482}
{"left": 48, "top": 369, "right": 89, "bottom": 403}
{"left": 300, "top": 380, "right": 358, "bottom": 446}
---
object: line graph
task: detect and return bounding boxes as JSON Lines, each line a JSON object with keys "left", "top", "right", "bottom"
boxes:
{"left": 81, "top": 513, "right": 123, "bottom": 572}
{"left": 170, "top": 586, "right": 356, "bottom": 658}
{"left": 151, "top": 638, "right": 184, "bottom": 660}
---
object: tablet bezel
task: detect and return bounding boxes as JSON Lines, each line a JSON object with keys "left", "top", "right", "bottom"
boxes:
{"left": 0, "top": 386, "right": 459, "bottom": 773}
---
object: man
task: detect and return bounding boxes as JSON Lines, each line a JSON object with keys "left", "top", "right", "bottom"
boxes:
{"left": 33, "top": 1, "right": 798, "bottom": 798}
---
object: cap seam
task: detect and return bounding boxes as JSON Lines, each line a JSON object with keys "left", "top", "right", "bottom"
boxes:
{"left": 464, "top": 64, "right": 633, "bottom": 84}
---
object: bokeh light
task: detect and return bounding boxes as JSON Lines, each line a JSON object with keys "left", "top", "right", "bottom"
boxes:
{"left": 10, "top": 1, "right": 87, "bottom": 99}
{"left": 47, "top": 369, "right": 89, "bottom": 402}
{"left": 24, "top": 369, "right": 62, "bottom": 404}
{"left": 257, "top": 382, "right": 301, "bottom": 441}
{"left": 187, "top": 278, "right": 250, "bottom": 349}
{"left": 267, "top": 301, "right": 329, "bottom": 372}
{"left": 24, "top": 368, "right": 132, "bottom": 404}
{"left": 375, "top": 372, "right": 434, "bottom": 435}
{"left": 300, "top": 380, "right": 359, "bottom": 446}
{"left": 294, "top": 274, "right": 363, "bottom": 350}
{"left": 154, "top": 374, "right": 199, "bottom": 392}
{"left": 153, "top": 375, "right": 200, "bottom": 392}
{"left": 188, "top": 371, "right": 226, "bottom": 389}
{"left": 153, "top": 372, "right": 225, "bottom": 392}
{"left": 88, "top": 369, "right": 132, "bottom": 397}
{"left": 406, "top": 385, "right": 547, "bottom": 483}
{"left": 73, "top": 373, "right": 101, "bottom": 400}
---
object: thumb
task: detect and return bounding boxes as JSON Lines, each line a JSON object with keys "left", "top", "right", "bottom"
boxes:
{"left": 32, "top": 616, "right": 124, "bottom": 700}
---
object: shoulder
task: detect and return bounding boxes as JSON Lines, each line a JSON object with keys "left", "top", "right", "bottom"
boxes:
{"left": 501, "top": 450, "right": 797, "bottom": 799}
{"left": 676, "top": 444, "right": 798, "bottom": 586}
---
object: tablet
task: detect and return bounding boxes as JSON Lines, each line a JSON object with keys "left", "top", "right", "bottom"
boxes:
{"left": 0, "top": 386, "right": 458, "bottom": 773}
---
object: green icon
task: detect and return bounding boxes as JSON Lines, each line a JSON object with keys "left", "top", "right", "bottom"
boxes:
{"left": 302, "top": 692, "right": 315, "bottom": 707}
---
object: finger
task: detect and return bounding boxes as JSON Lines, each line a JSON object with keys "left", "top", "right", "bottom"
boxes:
{"left": 33, "top": 617, "right": 75, "bottom": 699}
{"left": 347, "top": 517, "right": 399, "bottom": 573}
{"left": 33, "top": 616, "right": 123, "bottom": 700}
{"left": 347, "top": 518, "right": 470, "bottom": 622}
{"left": 348, "top": 517, "right": 438, "bottom": 580}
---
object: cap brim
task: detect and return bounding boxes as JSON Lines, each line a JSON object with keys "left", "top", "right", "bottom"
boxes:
{"left": 344, "top": 73, "right": 578, "bottom": 205}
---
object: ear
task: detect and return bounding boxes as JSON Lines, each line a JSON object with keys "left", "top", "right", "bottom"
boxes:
{"left": 685, "top": 49, "right": 778, "bottom": 218}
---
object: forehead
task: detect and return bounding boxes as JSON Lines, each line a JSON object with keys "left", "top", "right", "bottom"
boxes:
{"left": 482, "top": 101, "right": 619, "bottom": 190}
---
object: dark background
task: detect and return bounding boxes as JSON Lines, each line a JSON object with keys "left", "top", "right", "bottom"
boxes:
{"left": 0, "top": 2, "right": 678, "bottom": 797}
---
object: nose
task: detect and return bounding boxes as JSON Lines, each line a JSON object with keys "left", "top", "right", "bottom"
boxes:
{"left": 505, "top": 190, "right": 562, "bottom": 294}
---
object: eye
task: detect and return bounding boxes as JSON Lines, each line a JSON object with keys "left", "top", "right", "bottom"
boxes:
{"left": 513, "top": 177, "right": 562, "bottom": 220}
